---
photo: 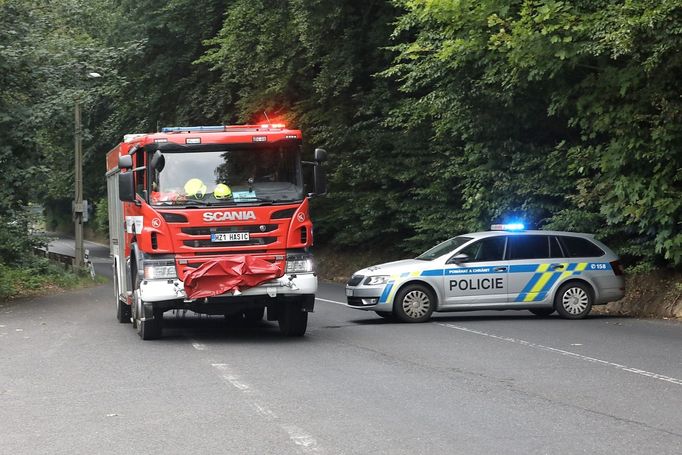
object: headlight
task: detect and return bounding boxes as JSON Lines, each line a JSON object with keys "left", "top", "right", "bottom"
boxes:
{"left": 143, "top": 259, "right": 177, "bottom": 280}
{"left": 364, "top": 275, "right": 390, "bottom": 286}
{"left": 286, "top": 253, "right": 314, "bottom": 273}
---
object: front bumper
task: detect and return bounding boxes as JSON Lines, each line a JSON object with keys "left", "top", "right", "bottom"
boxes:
{"left": 140, "top": 273, "right": 317, "bottom": 302}
{"left": 345, "top": 285, "right": 388, "bottom": 310}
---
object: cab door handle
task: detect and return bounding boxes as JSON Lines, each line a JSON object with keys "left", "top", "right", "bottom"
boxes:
{"left": 494, "top": 267, "right": 507, "bottom": 272}
{"left": 550, "top": 263, "right": 565, "bottom": 270}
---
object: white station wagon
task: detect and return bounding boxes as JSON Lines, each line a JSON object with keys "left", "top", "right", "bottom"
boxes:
{"left": 346, "top": 225, "right": 625, "bottom": 322}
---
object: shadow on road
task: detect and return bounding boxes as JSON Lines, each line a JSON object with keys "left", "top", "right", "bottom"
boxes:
{"left": 345, "top": 312, "right": 620, "bottom": 326}
{"left": 158, "top": 314, "right": 310, "bottom": 344}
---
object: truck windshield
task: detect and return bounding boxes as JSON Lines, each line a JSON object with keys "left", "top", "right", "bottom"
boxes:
{"left": 416, "top": 236, "right": 473, "bottom": 261}
{"left": 150, "top": 145, "right": 303, "bottom": 206}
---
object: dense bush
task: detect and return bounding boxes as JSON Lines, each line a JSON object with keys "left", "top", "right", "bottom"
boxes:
{"left": 2, "top": 0, "right": 681, "bottom": 268}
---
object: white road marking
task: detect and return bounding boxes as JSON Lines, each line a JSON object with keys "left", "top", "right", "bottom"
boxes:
{"left": 191, "top": 342, "right": 207, "bottom": 351}
{"left": 211, "top": 363, "right": 323, "bottom": 453}
{"left": 438, "top": 323, "right": 682, "bottom": 386}
{"left": 315, "top": 298, "right": 347, "bottom": 306}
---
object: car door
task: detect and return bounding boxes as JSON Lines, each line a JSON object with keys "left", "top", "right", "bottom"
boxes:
{"left": 507, "top": 234, "right": 564, "bottom": 304}
{"left": 441, "top": 235, "right": 508, "bottom": 307}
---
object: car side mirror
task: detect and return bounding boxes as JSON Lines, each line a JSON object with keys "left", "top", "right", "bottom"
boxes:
{"left": 118, "top": 171, "right": 136, "bottom": 202}
{"left": 449, "top": 253, "right": 469, "bottom": 264}
{"left": 118, "top": 155, "right": 133, "bottom": 170}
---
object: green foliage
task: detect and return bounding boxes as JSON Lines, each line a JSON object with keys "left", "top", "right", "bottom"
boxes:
{"left": 93, "top": 197, "right": 109, "bottom": 235}
{"left": 0, "top": 257, "right": 102, "bottom": 301}
{"left": 2, "top": 0, "right": 681, "bottom": 268}
{"left": 384, "top": 0, "right": 682, "bottom": 264}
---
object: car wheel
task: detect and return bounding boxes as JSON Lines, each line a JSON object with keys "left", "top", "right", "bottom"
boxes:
{"left": 529, "top": 308, "right": 554, "bottom": 317}
{"left": 278, "top": 301, "right": 308, "bottom": 336}
{"left": 555, "top": 282, "right": 593, "bottom": 319}
{"left": 393, "top": 284, "right": 435, "bottom": 323}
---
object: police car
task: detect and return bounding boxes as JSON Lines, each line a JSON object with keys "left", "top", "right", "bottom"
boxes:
{"left": 345, "top": 225, "right": 625, "bottom": 322}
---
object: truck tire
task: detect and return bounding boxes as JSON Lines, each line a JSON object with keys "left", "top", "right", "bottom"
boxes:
{"left": 278, "top": 301, "right": 308, "bottom": 337}
{"left": 116, "top": 298, "right": 132, "bottom": 323}
{"left": 114, "top": 263, "right": 131, "bottom": 323}
{"left": 138, "top": 317, "right": 162, "bottom": 340}
{"left": 133, "top": 289, "right": 162, "bottom": 340}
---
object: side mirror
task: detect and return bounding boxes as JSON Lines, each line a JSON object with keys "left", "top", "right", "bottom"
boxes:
{"left": 118, "top": 172, "right": 136, "bottom": 202}
{"left": 118, "top": 155, "right": 133, "bottom": 170}
{"left": 314, "top": 148, "right": 327, "bottom": 162}
{"left": 150, "top": 150, "right": 165, "bottom": 173}
{"left": 450, "top": 253, "right": 469, "bottom": 264}
{"left": 314, "top": 165, "right": 327, "bottom": 196}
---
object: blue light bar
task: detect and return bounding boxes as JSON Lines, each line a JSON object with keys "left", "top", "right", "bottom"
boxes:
{"left": 161, "top": 125, "right": 226, "bottom": 133}
{"left": 490, "top": 223, "right": 526, "bottom": 231}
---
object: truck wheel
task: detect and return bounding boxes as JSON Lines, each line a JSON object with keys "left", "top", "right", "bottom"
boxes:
{"left": 555, "top": 282, "right": 593, "bottom": 319}
{"left": 278, "top": 301, "right": 308, "bottom": 337}
{"left": 116, "top": 299, "right": 132, "bottom": 323}
{"left": 133, "top": 290, "right": 162, "bottom": 340}
{"left": 393, "top": 284, "right": 435, "bottom": 323}
{"left": 114, "top": 263, "right": 131, "bottom": 323}
{"left": 138, "top": 316, "right": 162, "bottom": 340}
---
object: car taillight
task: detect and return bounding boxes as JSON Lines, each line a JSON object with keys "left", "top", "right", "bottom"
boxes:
{"left": 610, "top": 260, "right": 624, "bottom": 276}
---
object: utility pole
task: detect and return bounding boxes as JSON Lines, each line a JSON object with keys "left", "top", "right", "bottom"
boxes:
{"left": 72, "top": 72, "right": 101, "bottom": 269}
{"left": 74, "top": 98, "right": 84, "bottom": 269}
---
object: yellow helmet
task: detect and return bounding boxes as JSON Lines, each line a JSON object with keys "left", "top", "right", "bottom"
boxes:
{"left": 184, "top": 178, "right": 207, "bottom": 198}
{"left": 214, "top": 183, "right": 232, "bottom": 199}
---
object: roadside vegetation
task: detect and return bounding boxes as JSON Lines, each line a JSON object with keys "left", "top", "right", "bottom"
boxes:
{"left": 0, "top": 258, "right": 105, "bottom": 301}
{"left": 1, "top": 1, "right": 680, "bottom": 311}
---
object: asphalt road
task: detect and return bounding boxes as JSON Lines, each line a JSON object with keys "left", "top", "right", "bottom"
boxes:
{"left": 1, "top": 243, "right": 681, "bottom": 454}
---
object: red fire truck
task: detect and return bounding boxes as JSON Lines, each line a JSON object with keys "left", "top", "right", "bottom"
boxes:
{"left": 105, "top": 124, "right": 327, "bottom": 340}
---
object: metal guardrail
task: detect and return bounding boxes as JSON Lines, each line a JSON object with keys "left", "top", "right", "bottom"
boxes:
{"left": 33, "top": 247, "right": 97, "bottom": 278}
{"left": 34, "top": 247, "right": 74, "bottom": 269}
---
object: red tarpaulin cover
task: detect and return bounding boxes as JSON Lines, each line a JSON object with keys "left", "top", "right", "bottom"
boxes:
{"left": 183, "top": 256, "right": 282, "bottom": 300}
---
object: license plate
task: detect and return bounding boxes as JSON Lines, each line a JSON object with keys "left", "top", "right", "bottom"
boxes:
{"left": 211, "top": 232, "right": 250, "bottom": 242}
{"left": 346, "top": 288, "right": 353, "bottom": 297}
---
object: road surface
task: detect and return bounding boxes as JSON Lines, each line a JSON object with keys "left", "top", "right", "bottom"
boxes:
{"left": 1, "top": 243, "right": 680, "bottom": 454}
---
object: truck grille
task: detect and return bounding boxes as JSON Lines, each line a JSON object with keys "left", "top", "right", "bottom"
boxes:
{"left": 183, "top": 237, "right": 277, "bottom": 248}
{"left": 182, "top": 224, "right": 278, "bottom": 235}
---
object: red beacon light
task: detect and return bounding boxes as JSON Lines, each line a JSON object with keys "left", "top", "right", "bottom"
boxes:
{"left": 259, "top": 123, "right": 286, "bottom": 129}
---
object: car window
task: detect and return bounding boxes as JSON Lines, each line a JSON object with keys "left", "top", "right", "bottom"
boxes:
{"left": 549, "top": 236, "right": 564, "bottom": 258}
{"left": 508, "top": 235, "right": 549, "bottom": 260}
{"left": 559, "top": 236, "right": 605, "bottom": 258}
{"left": 456, "top": 236, "right": 506, "bottom": 262}
{"left": 416, "top": 236, "right": 473, "bottom": 261}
